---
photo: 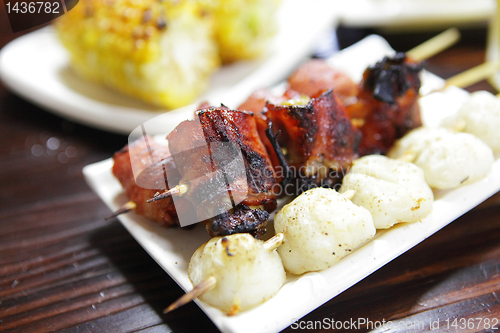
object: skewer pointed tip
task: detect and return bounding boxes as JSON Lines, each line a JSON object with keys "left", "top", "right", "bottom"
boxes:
{"left": 105, "top": 201, "right": 136, "bottom": 220}
{"left": 263, "top": 233, "right": 284, "bottom": 251}
{"left": 452, "top": 118, "right": 467, "bottom": 132}
{"left": 398, "top": 150, "right": 417, "bottom": 163}
{"left": 163, "top": 276, "right": 217, "bottom": 314}
{"left": 147, "top": 184, "right": 189, "bottom": 203}
{"left": 341, "top": 190, "right": 356, "bottom": 201}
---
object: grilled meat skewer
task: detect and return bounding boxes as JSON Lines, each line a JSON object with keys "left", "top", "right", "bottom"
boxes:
{"left": 112, "top": 107, "right": 278, "bottom": 238}
{"left": 166, "top": 107, "right": 278, "bottom": 238}
{"left": 347, "top": 53, "right": 423, "bottom": 155}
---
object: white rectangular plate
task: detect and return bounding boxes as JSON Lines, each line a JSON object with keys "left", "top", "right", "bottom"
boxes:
{"left": 0, "top": 0, "right": 337, "bottom": 136}
{"left": 83, "top": 35, "right": 500, "bottom": 333}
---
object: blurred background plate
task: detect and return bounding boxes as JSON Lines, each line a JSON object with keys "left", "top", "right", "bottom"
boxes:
{"left": 336, "top": 0, "right": 495, "bottom": 30}
{"left": 0, "top": 0, "right": 338, "bottom": 136}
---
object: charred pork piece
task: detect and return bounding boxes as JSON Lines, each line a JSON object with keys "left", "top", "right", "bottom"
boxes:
{"left": 166, "top": 107, "right": 278, "bottom": 238}
{"left": 287, "top": 59, "right": 359, "bottom": 106}
{"left": 347, "top": 53, "right": 423, "bottom": 155}
{"left": 112, "top": 136, "right": 185, "bottom": 227}
{"left": 238, "top": 88, "right": 304, "bottom": 182}
{"left": 263, "top": 90, "right": 362, "bottom": 193}
{"left": 208, "top": 203, "right": 269, "bottom": 237}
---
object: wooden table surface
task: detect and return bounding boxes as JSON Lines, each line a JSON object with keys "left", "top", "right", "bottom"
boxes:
{"left": 1, "top": 20, "right": 500, "bottom": 333}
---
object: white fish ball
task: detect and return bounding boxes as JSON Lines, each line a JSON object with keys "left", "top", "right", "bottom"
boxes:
{"left": 388, "top": 127, "right": 494, "bottom": 189}
{"left": 447, "top": 91, "right": 500, "bottom": 153}
{"left": 274, "top": 188, "right": 375, "bottom": 275}
{"left": 188, "top": 233, "right": 285, "bottom": 315}
{"left": 340, "top": 155, "right": 433, "bottom": 229}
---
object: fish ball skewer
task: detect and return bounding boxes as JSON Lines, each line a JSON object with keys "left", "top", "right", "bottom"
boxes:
{"left": 167, "top": 188, "right": 376, "bottom": 312}
{"left": 340, "top": 155, "right": 433, "bottom": 229}
{"left": 274, "top": 188, "right": 376, "bottom": 275}
{"left": 180, "top": 233, "right": 286, "bottom": 315}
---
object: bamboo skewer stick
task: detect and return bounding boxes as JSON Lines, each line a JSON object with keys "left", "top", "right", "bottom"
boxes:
{"left": 444, "top": 61, "right": 500, "bottom": 89}
{"left": 407, "top": 27, "right": 461, "bottom": 62}
{"left": 105, "top": 201, "right": 137, "bottom": 220}
{"left": 163, "top": 276, "right": 217, "bottom": 314}
{"left": 262, "top": 233, "right": 285, "bottom": 251}
{"left": 341, "top": 189, "right": 356, "bottom": 201}
{"left": 403, "top": 28, "right": 498, "bottom": 93}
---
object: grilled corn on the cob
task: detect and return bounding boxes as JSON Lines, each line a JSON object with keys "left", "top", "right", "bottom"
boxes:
{"left": 56, "top": 0, "right": 280, "bottom": 109}
{"left": 55, "top": 0, "right": 220, "bottom": 109}
{"left": 204, "top": 0, "right": 280, "bottom": 63}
